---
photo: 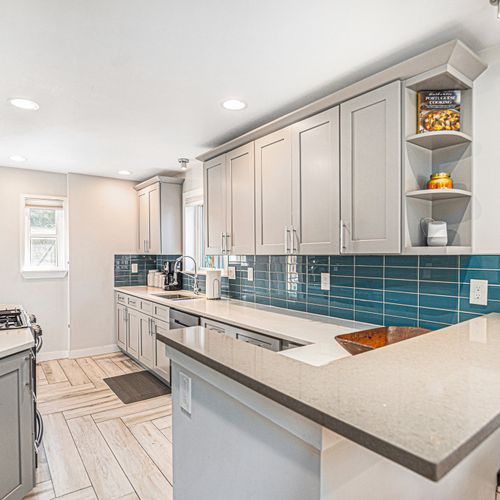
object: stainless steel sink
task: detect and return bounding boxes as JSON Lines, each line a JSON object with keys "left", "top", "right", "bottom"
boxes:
{"left": 152, "top": 293, "right": 200, "bottom": 301}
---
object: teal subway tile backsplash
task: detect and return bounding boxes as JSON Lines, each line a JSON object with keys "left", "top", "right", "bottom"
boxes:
{"left": 115, "top": 254, "right": 500, "bottom": 331}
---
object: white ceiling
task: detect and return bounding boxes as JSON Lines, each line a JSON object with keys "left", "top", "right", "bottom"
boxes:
{"left": 1, "top": 0, "right": 500, "bottom": 181}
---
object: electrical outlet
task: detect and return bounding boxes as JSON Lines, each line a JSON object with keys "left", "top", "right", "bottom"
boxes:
{"left": 179, "top": 372, "right": 192, "bottom": 415}
{"left": 247, "top": 267, "right": 254, "bottom": 282}
{"left": 321, "top": 273, "right": 330, "bottom": 290}
{"left": 469, "top": 279, "right": 488, "bottom": 306}
{"left": 228, "top": 267, "right": 236, "bottom": 280}
{"left": 131, "top": 263, "right": 138, "bottom": 273}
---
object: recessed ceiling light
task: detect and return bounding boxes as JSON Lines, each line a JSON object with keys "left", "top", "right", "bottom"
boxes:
{"left": 9, "top": 155, "right": 27, "bottom": 162}
{"left": 118, "top": 170, "right": 131, "bottom": 176}
{"left": 221, "top": 99, "right": 247, "bottom": 111}
{"left": 8, "top": 98, "right": 40, "bottom": 111}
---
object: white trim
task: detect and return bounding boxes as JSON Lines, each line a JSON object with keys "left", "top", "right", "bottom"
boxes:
{"left": 37, "top": 350, "right": 70, "bottom": 362}
{"left": 37, "top": 344, "right": 119, "bottom": 362}
{"left": 21, "top": 269, "right": 68, "bottom": 279}
{"left": 69, "top": 344, "right": 120, "bottom": 359}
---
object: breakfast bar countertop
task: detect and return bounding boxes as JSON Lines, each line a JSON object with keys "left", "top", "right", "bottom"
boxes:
{"left": 158, "top": 313, "right": 500, "bottom": 482}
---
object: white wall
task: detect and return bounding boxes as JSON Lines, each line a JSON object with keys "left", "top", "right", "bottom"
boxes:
{"left": 473, "top": 44, "right": 500, "bottom": 253}
{"left": 67, "top": 173, "right": 137, "bottom": 355}
{"left": 0, "top": 167, "right": 69, "bottom": 355}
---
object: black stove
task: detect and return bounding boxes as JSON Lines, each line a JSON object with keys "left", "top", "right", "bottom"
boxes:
{"left": 0, "top": 308, "right": 28, "bottom": 330}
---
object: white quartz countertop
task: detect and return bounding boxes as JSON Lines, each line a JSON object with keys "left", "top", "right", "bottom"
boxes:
{"left": 0, "top": 328, "right": 34, "bottom": 359}
{"left": 114, "top": 286, "right": 374, "bottom": 359}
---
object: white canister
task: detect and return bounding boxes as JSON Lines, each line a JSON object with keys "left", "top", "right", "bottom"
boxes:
{"left": 147, "top": 270, "right": 156, "bottom": 287}
{"left": 206, "top": 269, "right": 222, "bottom": 300}
{"left": 427, "top": 221, "right": 448, "bottom": 247}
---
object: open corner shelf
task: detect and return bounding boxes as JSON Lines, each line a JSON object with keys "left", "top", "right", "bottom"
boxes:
{"left": 406, "top": 131, "right": 472, "bottom": 150}
{"left": 404, "top": 246, "right": 472, "bottom": 256}
{"left": 405, "top": 188, "right": 472, "bottom": 201}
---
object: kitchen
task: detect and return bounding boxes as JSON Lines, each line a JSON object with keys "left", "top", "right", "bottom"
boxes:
{"left": 3, "top": 1, "right": 500, "bottom": 499}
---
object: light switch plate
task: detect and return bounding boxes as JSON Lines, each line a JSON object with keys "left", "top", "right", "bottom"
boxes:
{"left": 228, "top": 267, "right": 236, "bottom": 280}
{"left": 247, "top": 267, "right": 254, "bottom": 282}
{"left": 469, "top": 279, "right": 488, "bottom": 306}
{"left": 131, "top": 263, "right": 138, "bottom": 273}
{"left": 321, "top": 273, "right": 330, "bottom": 291}
{"left": 179, "top": 372, "right": 192, "bottom": 415}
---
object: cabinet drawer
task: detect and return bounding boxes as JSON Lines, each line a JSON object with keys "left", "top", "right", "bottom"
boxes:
{"left": 127, "top": 296, "right": 140, "bottom": 310}
{"left": 116, "top": 292, "right": 127, "bottom": 304}
{"left": 153, "top": 304, "right": 169, "bottom": 322}
{"left": 140, "top": 300, "right": 153, "bottom": 315}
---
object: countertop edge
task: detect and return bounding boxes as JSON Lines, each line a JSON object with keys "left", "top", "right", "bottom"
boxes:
{"left": 158, "top": 332, "right": 443, "bottom": 481}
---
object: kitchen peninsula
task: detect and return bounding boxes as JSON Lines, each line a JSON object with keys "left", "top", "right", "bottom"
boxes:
{"left": 159, "top": 314, "right": 500, "bottom": 500}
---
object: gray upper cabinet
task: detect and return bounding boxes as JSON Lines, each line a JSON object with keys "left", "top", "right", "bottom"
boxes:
{"left": 291, "top": 107, "right": 340, "bottom": 255}
{"left": 204, "top": 145, "right": 255, "bottom": 256}
{"left": 0, "top": 351, "right": 34, "bottom": 500}
{"left": 255, "top": 128, "right": 292, "bottom": 255}
{"left": 226, "top": 143, "right": 255, "bottom": 255}
{"left": 204, "top": 155, "right": 226, "bottom": 255}
{"left": 135, "top": 177, "right": 184, "bottom": 255}
{"left": 340, "top": 81, "right": 402, "bottom": 254}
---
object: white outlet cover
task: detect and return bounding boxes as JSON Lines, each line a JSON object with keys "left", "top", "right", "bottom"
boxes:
{"left": 228, "top": 267, "right": 236, "bottom": 280}
{"left": 247, "top": 267, "right": 254, "bottom": 282}
{"left": 469, "top": 279, "right": 488, "bottom": 306}
{"left": 179, "top": 371, "right": 192, "bottom": 415}
{"left": 320, "top": 273, "right": 330, "bottom": 291}
{"left": 131, "top": 263, "right": 138, "bottom": 273}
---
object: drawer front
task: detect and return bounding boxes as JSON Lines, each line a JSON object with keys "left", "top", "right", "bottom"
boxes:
{"left": 140, "top": 300, "right": 153, "bottom": 315}
{"left": 127, "top": 296, "right": 140, "bottom": 310}
{"left": 116, "top": 292, "right": 127, "bottom": 304}
{"left": 153, "top": 304, "right": 169, "bottom": 322}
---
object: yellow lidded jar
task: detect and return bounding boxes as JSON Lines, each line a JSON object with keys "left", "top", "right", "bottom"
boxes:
{"left": 427, "top": 172, "right": 453, "bottom": 190}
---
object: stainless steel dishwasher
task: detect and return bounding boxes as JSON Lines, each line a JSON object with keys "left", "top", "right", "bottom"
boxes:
{"left": 235, "top": 330, "right": 282, "bottom": 352}
{"left": 169, "top": 309, "right": 200, "bottom": 330}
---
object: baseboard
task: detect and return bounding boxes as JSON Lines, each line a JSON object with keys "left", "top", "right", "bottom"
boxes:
{"left": 37, "top": 344, "right": 119, "bottom": 362}
{"left": 69, "top": 344, "right": 120, "bottom": 359}
{"left": 37, "top": 350, "right": 70, "bottom": 362}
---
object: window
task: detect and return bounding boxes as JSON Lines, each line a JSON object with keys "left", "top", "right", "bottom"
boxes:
{"left": 183, "top": 189, "right": 225, "bottom": 273}
{"left": 21, "top": 195, "right": 68, "bottom": 278}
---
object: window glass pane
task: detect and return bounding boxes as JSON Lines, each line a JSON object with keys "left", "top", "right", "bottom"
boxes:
{"left": 29, "top": 208, "right": 57, "bottom": 235}
{"left": 30, "top": 238, "right": 57, "bottom": 266}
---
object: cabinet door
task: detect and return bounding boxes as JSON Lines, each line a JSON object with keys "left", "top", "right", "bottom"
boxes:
{"left": 127, "top": 308, "right": 141, "bottom": 358}
{"left": 291, "top": 107, "right": 340, "bottom": 255}
{"left": 226, "top": 143, "right": 255, "bottom": 255}
{"left": 255, "top": 128, "right": 292, "bottom": 255}
{"left": 138, "top": 190, "right": 150, "bottom": 253}
{"left": 139, "top": 315, "right": 155, "bottom": 369}
{"left": 340, "top": 81, "right": 401, "bottom": 254}
{"left": 116, "top": 303, "right": 127, "bottom": 350}
{"left": 148, "top": 185, "right": 161, "bottom": 254}
{"left": 154, "top": 320, "right": 171, "bottom": 384}
{"left": 0, "top": 351, "right": 34, "bottom": 500}
{"left": 204, "top": 155, "right": 226, "bottom": 255}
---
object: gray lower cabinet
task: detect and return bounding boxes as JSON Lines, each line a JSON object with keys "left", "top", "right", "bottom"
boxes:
{"left": 139, "top": 315, "right": 155, "bottom": 369}
{"left": 0, "top": 351, "right": 34, "bottom": 500}
{"left": 340, "top": 80, "right": 402, "bottom": 254}
{"left": 126, "top": 308, "right": 141, "bottom": 359}
{"left": 116, "top": 303, "right": 127, "bottom": 350}
{"left": 153, "top": 319, "right": 171, "bottom": 384}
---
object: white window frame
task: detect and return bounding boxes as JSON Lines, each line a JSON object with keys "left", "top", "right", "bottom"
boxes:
{"left": 20, "top": 194, "right": 68, "bottom": 279}
{"left": 182, "top": 188, "right": 227, "bottom": 275}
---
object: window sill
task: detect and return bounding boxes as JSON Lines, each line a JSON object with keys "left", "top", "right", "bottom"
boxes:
{"left": 21, "top": 269, "right": 68, "bottom": 280}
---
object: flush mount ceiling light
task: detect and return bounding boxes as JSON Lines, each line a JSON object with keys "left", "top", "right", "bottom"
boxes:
{"left": 118, "top": 170, "right": 131, "bottom": 176}
{"left": 221, "top": 99, "right": 247, "bottom": 111}
{"left": 9, "top": 155, "right": 26, "bottom": 162}
{"left": 490, "top": 0, "right": 500, "bottom": 18}
{"left": 178, "top": 158, "right": 189, "bottom": 170}
{"left": 8, "top": 98, "right": 40, "bottom": 110}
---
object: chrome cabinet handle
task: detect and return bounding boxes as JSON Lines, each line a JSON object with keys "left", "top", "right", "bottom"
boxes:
{"left": 284, "top": 226, "right": 289, "bottom": 254}
{"left": 221, "top": 233, "right": 225, "bottom": 254}
{"left": 340, "top": 220, "right": 349, "bottom": 252}
{"left": 225, "top": 233, "right": 231, "bottom": 255}
{"left": 291, "top": 227, "right": 297, "bottom": 254}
